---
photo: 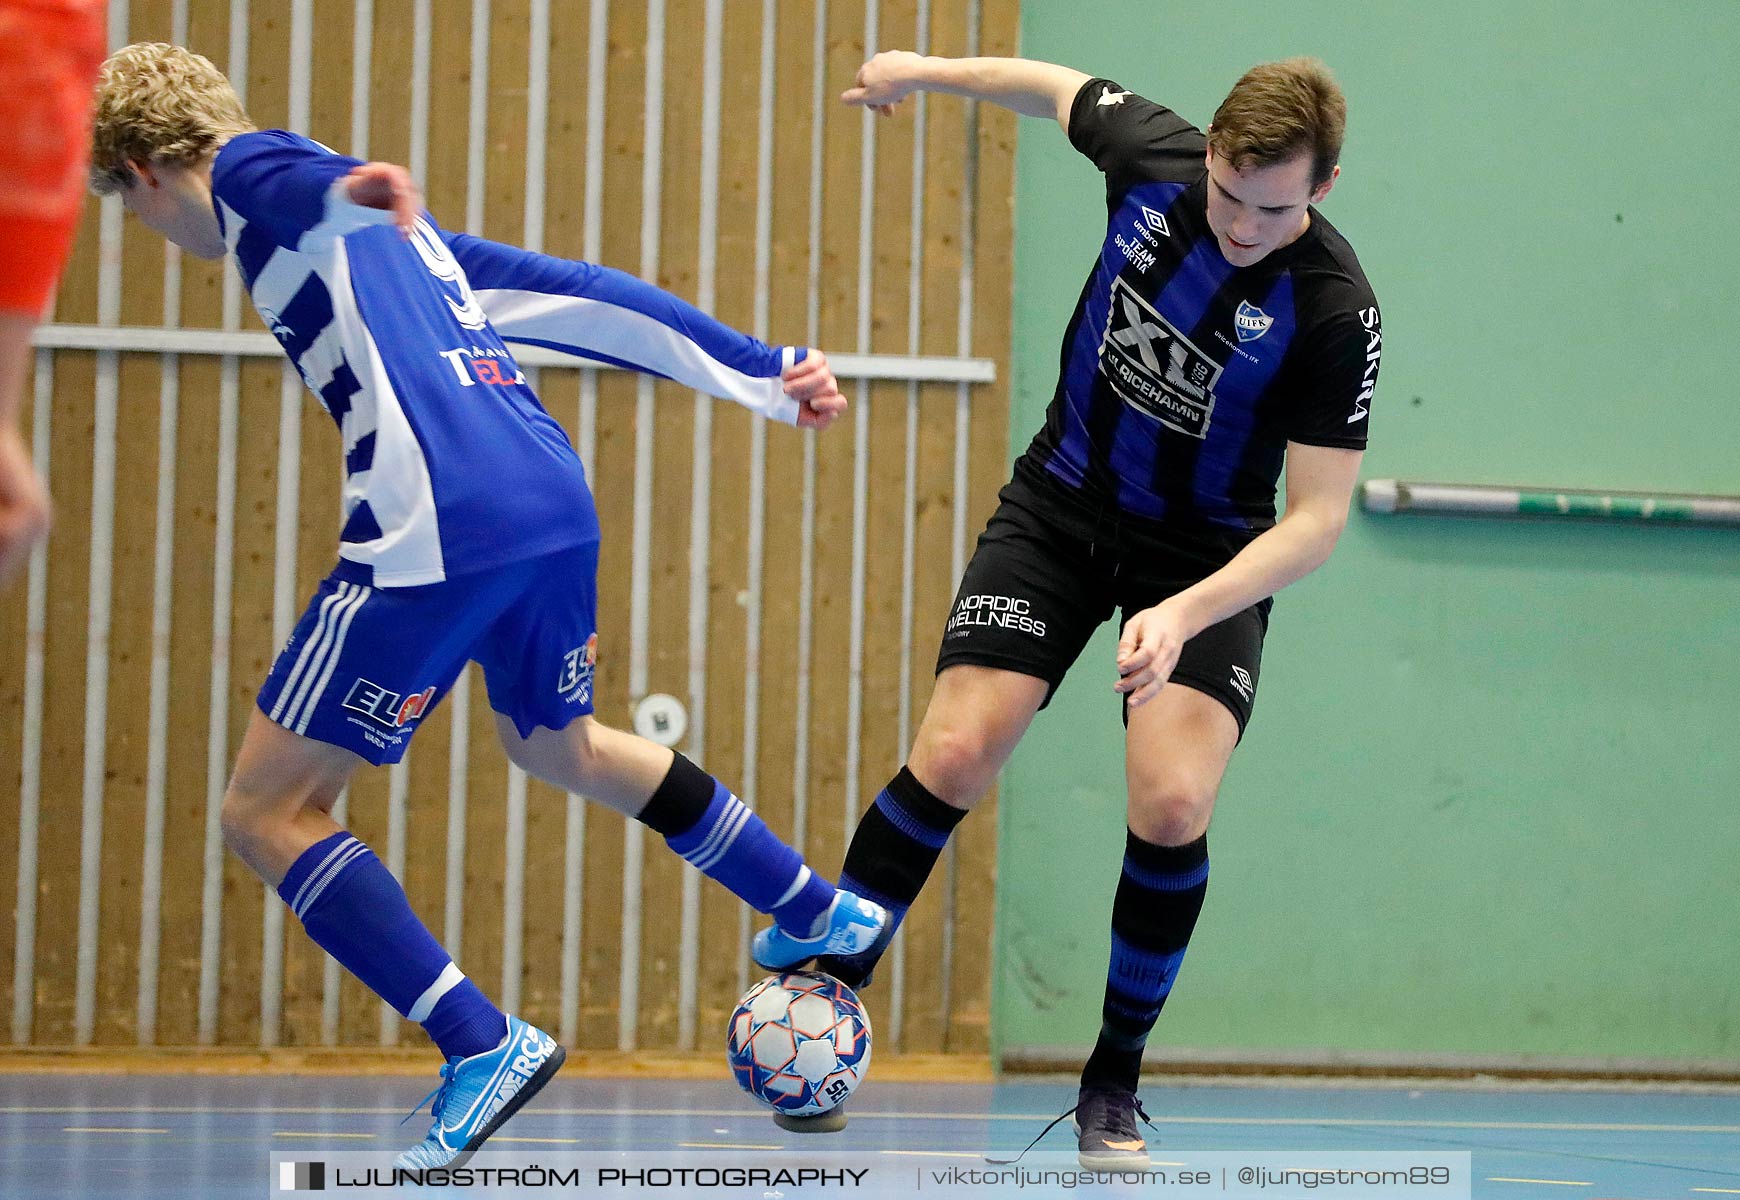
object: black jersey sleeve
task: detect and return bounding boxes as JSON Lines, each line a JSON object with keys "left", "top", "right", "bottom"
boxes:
{"left": 1284, "top": 302, "right": 1382, "bottom": 449}
{"left": 1067, "top": 77, "right": 1207, "bottom": 199}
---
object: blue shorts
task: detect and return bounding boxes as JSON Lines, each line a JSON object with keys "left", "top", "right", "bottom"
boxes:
{"left": 256, "top": 542, "right": 600, "bottom": 764}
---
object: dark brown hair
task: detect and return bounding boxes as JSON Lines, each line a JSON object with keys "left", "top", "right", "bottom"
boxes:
{"left": 1208, "top": 57, "right": 1345, "bottom": 186}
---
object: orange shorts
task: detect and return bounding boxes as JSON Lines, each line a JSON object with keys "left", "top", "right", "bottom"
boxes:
{"left": 0, "top": 0, "right": 106, "bottom": 315}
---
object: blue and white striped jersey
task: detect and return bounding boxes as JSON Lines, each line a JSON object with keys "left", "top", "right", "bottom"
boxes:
{"left": 444, "top": 233, "right": 804, "bottom": 426}
{"left": 211, "top": 130, "right": 804, "bottom": 588}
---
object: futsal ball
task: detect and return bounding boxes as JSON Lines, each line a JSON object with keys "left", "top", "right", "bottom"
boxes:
{"left": 727, "top": 971, "right": 872, "bottom": 1117}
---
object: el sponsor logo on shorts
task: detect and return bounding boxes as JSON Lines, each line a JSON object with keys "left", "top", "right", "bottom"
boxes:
{"left": 342, "top": 678, "right": 438, "bottom": 729}
{"left": 946, "top": 594, "right": 1047, "bottom": 639}
{"left": 557, "top": 633, "right": 598, "bottom": 705}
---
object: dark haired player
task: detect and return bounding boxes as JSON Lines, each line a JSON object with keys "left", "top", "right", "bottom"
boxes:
{"left": 755, "top": 50, "right": 1382, "bottom": 1166}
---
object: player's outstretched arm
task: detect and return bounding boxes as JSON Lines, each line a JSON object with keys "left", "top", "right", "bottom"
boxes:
{"left": 445, "top": 231, "right": 844, "bottom": 428}
{"left": 843, "top": 51, "right": 1091, "bottom": 132}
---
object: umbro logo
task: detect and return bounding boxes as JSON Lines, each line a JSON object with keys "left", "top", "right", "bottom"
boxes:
{"left": 1116, "top": 203, "right": 1170, "bottom": 271}
{"left": 1097, "top": 86, "right": 1131, "bottom": 107}
{"left": 1229, "top": 665, "right": 1254, "bottom": 701}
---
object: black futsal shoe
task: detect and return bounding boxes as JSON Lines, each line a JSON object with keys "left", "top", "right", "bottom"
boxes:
{"left": 1073, "top": 1085, "right": 1154, "bottom": 1170}
{"left": 812, "top": 952, "right": 873, "bottom": 990}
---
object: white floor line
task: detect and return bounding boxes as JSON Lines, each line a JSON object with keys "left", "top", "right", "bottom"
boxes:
{"left": 4, "top": 1106, "right": 1737, "bottom": 1135}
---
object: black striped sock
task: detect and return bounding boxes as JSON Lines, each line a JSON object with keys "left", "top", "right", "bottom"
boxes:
{"left": 1080, "top": 830, "right": 1209, "bottom": 1093}
{"left": 819, "top": 766, "right": 967, "bottom": 988}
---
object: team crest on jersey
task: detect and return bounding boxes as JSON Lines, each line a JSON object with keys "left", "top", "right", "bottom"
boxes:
{"left": 1099, "top": 276, "right": 1221, "bottom": 438}
{"left": 1234, "top": 300, "right": 1273, "bottom": 343}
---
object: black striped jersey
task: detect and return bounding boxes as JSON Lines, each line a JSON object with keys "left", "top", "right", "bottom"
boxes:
{"left": 1019, "top": 78, "right": 1382, "bottom": 538}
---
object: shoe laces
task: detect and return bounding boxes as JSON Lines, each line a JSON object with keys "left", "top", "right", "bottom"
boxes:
{"left": 401, "top": 1058, "right": 461, "bottom": 1129}
{"left": 983, "top": 1090, "right": 1155, "bottom": 1167}
{"left": 1079, "top": 1085, "right": 1153, "bottom": 1141}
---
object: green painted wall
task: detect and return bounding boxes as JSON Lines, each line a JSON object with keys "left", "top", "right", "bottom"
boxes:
{"left": 995, "top": 2, "right": 1740, "bottom": 1065}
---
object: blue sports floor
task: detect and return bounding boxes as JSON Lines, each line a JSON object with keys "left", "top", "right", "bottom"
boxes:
{"left": 1, "top": 1072, "right": 1736, "bottom": 1198}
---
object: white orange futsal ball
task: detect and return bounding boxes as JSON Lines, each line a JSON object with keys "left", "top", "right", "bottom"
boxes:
{"left": 726, "top": 971, "right": 872, "bottom": 1117}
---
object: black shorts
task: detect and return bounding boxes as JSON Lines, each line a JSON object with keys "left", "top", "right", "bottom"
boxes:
{"left": 936, "top": 467, "right": 1272, "bottom": 735}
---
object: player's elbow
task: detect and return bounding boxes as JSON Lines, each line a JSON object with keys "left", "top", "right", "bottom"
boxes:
{"left": 1313, "top": 510, "right": 1349, "bottom": 562}
{"left": 1317, "top": 505, "right": 1350, "bottom": 547}
{"left": 1285, "top": 504, "right": 1348, "bottom": 568}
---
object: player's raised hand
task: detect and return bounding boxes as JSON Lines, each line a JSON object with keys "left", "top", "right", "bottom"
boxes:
{"left": 343, "top": 161, "right": 422, "bottom": 237}
{"left": 1115, "top": 600, "right": 1193, "bottom": 709}
{"left": 783, "top": 349, "right": 847, "bottom": 431}
{"left": 842, "top": 50, "right": 927, "bottom": 116}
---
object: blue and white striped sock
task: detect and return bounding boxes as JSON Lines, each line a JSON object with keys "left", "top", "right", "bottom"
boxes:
{"left": 642, "top": 754, "right": 836, "bottom": 936}
{"left": 278, "top": 832, "right": 505, "bottom": 1060}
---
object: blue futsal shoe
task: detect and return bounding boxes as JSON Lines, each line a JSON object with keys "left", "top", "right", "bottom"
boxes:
{"left": 395, "top": 1014, "right": 566, "bottom": 1171}
{"left": 751, "top": 890, "right": 892, "bottom": 973}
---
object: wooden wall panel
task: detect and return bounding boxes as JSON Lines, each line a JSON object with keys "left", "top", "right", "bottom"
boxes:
{"left": 278, "top": 0, "right": 359, "bottom": 1049}
{"left": 0, "top": 390, "right": 24, "bottom": 1031}
{"left": 863, "top": 0, "right": 923, "bottom": 1051}
{"left": 33, "top": 350, "right": 99, "bottom": 1047}
{"left": 152, "top": 362, "right": 225, "bottom": 1049}
{"left": 583, "top": 0, "right": 651, "bottom": 1052}
{"left": 755, "top": 0, "right": 819, "bottom": 940}
{"left": 9, "top": 0, "right": 1015, "bottom": 1060}
{"left": 691, "top": 0, "right": 763, "bottom": 1048}
{"left": 807, "top": 0, "right": 867, "bottom": 992}
{"left": 86, "top": 352, "right": 162, "bottom": 1045}
{"left": 898, "top": 0, "right": 968, "bottom": 1056}
{"left": 636, "top": 0, "right": 704, "bottom": 1053}
{"left": 952, "top": 0, "right": 1022, "bottom": 1056}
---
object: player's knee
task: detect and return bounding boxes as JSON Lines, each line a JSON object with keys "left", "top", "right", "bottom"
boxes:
{"left": 218, "top": 785, "right": 271, "bottom": 855}
{"left": 219, "top": 776, "right": 342, "bottom": 854}
{"left": 1127, "top": 776, "right": 1215, "bottom": 845}
{"left": 909, "top": 724, "right": 1000, "bottom": 810}
{"left": 498, "top": 732, "right": 538, "bottom": 775}
{"left": 503, "top": 718, "right": 604, "bottom": 792}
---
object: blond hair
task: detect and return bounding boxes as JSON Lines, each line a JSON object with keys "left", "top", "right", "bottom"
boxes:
{"left": 1209, "top": 58, "right": 1346, "bottom": 187}
{"left": 90, "top": 42, "right": 255, "bottom": 195}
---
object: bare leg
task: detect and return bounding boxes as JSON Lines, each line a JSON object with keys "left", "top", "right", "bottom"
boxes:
{"left": 817, "top": 664, "right": 1050, "bottom": 987}
{"left": 498, "top": 713, "right": 844, "bottom": 934}
{"left": 906, "top": 664, "right": 1051, "bottom": 807}
{"left": 220, "top": 708, "right": 363, "bottom": 886}
{"left": 492, "top": 712, "right": 674, "bottom": 815}
{"left": 1079, "top": 684, "right": 1238, "bottom": 1100}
